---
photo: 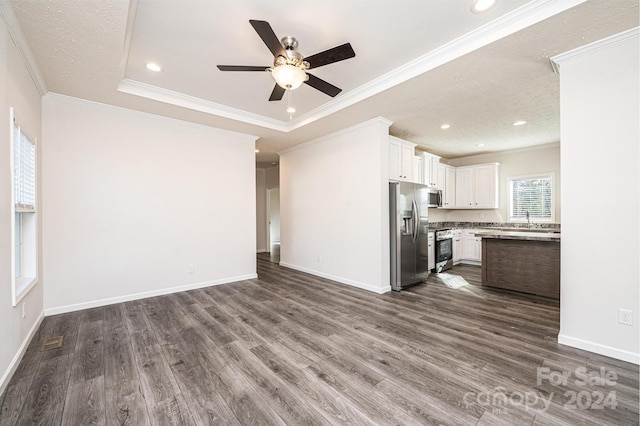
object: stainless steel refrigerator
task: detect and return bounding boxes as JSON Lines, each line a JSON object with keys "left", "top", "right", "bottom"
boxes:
{"left": 389, "top": 181, "right": 430, "bottom": 291}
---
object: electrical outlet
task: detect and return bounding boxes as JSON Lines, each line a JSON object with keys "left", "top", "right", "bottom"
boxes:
{"left": 316, "top": 254, "right": 321, "bottom": 262}
{"left": 188, "top": 264, "right": 195, "bottom": 274}
{"left": 618, "top": 309, "right": 633, "bottom": 326}
{"left": 21, "top": 302, "right": 26, "bottom": 319}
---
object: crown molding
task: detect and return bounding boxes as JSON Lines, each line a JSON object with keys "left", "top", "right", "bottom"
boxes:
{"left": 118, "top": 78, "right": 289, "bottom": 132}
{"left": 0, "top": 2, "right": 48, "bottom": 95}
{"left": 287, "top": 0, "right": 587, "bottom": 132}
{"left": 550, "top": 26, "right": 639, "bottom": 73}
{"left": 46, "top": 92, "right": 259, "bottom": 142}
{"left": 119, "top": 0, "right": 586, "bottom": 133}
{"left": 117, "top": 0, "right": 138, "bottom": 82}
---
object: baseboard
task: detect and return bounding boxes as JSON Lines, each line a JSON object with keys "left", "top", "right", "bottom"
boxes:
{"left": 44, "top": 273, "right": 258, "bottom": 316}
{"left": 558, "top": 334, "right": 640, "bottom": 365}
{"left": 0, "top": 311, "right": 45, "bottom": 396}
{"left": 279, "top": 262, "right": 391, "bottom": 294}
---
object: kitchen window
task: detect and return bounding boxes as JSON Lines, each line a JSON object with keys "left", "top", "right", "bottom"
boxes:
{"left": 509, "top": 174, "right": 554, "bottom": 223}
{"left": 11, "top": 108, "right": 38, "bottom": 305}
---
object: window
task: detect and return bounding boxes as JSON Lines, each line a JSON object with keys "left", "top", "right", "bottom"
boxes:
{"left": 509, "top": 174, "right": 554, "bottom": 223}
{"left": 11, "top": 108, "right": 38, "bottom": 305}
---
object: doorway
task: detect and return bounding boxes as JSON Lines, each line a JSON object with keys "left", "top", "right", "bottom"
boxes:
{"left": 266, "top": 188, "right": 280, "bottom": 263}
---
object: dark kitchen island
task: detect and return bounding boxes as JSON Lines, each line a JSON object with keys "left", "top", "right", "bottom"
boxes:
{"left": 475, "top": 230, "right": 560, "bottom": 299}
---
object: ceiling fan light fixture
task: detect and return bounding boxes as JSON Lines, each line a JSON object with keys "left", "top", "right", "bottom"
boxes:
{"left": 471, "top": 0, "right": 496, "bottom": 13}
{"left": 271, "top": 64, "right": 307, "bottom": 90}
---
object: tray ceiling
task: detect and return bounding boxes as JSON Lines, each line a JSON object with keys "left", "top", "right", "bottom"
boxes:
{"left": 6, "top": 0, "right": 639, "bottom": 165}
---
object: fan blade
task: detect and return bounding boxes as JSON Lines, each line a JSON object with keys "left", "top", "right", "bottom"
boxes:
{"left": 304, "top": 73, "right": 342, "bottom": 97}
{"left": 217, "top": 65, "right": 269, "bottom": 71}
{"left": 305, "top": 43, "right": 355, "bottom": 69}
{"left": 249, "top": 20, "right": 287, "bottom": 59}
{"left": 269, "top": 84, "right": 285, "bottom": 101}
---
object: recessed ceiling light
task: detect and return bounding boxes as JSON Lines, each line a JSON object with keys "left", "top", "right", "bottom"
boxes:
{"left": 286, "top": 106, "right": 296, "bottom": 114}
{"left": 255, "top": 149, "right": 260, "bottom": 153}
{"left": 440, "top": 124, "right": 451, "bottom": 130}
{"left": 271, "top": 162, "right": 278, "bottom": 166}
{"left": 146, "top": 62, "right": 162, "bottom": 72}
{"left": 512, "top": 120, "right": 527, "bottom": 126}
{"left": 471, "top": 0, "right": 496, "bottom": 13}
{"left": 476, "top": 143, "right": 485, "bottom": 147}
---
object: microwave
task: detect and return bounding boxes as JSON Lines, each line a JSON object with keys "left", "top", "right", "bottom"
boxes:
{"left": 426, "top": 188, "right": 442, "bottom": 207}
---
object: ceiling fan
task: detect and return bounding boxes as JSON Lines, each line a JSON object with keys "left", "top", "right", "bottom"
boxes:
{"left": 217, "top": 20, "right": 356, "bottom": 102}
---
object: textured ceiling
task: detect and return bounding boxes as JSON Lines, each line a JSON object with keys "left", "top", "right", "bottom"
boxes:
{"left": 122, "top": 0, "right": 531, "bottom": 120}
{"left": 7, "top": 0, "right": 640, "bottom": 166}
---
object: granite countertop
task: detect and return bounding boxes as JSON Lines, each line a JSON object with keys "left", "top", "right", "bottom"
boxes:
{"left": 428, "top": 222, "right": 561, "bottom": 234}
{"left": 474, "top": 229, "right": 561, "bottom": 242}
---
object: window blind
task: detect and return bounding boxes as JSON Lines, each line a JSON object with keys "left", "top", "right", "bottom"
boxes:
{"left": 13, "top": 121, "right": 36, "bottom": 211}
{"left": 510, "top": 176, "right": 552, "bottom": 220}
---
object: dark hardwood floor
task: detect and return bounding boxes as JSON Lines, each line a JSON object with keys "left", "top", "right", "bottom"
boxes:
{"left": 1, "top": 259, "right": 638, "bottom": 425}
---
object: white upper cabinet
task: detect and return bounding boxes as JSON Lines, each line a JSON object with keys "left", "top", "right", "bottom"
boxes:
{"left": 455, "top": 163, "right": 499, "bottom": 208}
{"left": 455, "top": 167, "right": 473, "bottom": 207}
{"left": 419, "top": 152, "right": 441, "bottom": 187}
{"left": 474, "top": 163, "right": 499, "bottom": 208}
{"left": 389, "top": 136, "right": 417, "bottom": 182}
{"left": 438, "top": 164, "right": 456, "bottom": 208}
{"left": 413, "top": 155, "right": 424, "bottom": 185}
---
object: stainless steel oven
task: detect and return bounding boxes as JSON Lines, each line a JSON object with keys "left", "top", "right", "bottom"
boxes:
{"left": 434, "top": 228, "right": 453, "bottom": 273}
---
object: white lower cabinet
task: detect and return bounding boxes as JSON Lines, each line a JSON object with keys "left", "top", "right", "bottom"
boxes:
{"left": 428, "top": 232, "right": 435, "bottom": 272}
{"left": 452, "top": 229, "right": 462, "bottom": 265}
{"left": 461, "top": 229, "right": 482, "bottom": 263}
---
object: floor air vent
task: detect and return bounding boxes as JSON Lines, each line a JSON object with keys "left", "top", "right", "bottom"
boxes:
{"left": 40, "top": 336, "right": 64, "bottom": 351}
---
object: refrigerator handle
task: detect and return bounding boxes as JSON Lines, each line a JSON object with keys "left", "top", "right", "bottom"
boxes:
{"left": 411, "top": 200, "right": 420, "bottom": 243}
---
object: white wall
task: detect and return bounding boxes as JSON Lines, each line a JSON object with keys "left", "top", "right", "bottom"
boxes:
{"left": 430, "top": 144, "right": 561, "bottom": 224}
{"left": 557, "top": 30, "right": 639, "bottom": 363}
{"left": 42, "top": 94, "right": 258, "bottom": 314}
{"left": 279, "top": 117, "right": 392, "bottom": 293}
{"left": 0, "top": 14, "right": 44, "bottom": 393}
